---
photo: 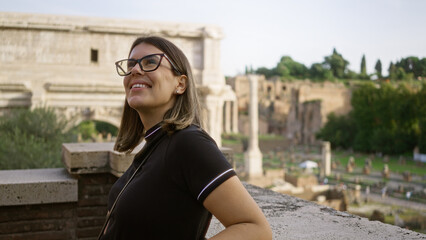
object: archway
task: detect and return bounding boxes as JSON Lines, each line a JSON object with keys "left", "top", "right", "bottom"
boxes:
{"left": 75, "top": 120, "right": 118, "bottom": 142}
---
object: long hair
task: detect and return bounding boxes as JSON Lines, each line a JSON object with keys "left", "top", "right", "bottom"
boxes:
{"left": 114, "top": 36, "right": 202, "bottom": 153}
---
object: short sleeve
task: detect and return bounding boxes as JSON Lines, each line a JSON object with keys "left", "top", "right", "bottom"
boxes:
{"left": 167, "top": 127, "right": 236, "bottom": 203}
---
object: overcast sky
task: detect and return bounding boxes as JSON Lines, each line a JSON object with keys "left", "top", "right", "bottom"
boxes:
{"left": 1, "top": 0, "right": 425, "bottom": 76}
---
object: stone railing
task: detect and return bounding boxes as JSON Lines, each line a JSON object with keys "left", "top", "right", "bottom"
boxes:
{"left": 0, "top": 143, "right": 424, "bottom": 240}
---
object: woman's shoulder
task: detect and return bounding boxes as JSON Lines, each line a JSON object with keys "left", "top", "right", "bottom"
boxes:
{"left": 173, "top": 124, "right": 205, "bottom": 137}
{"left": 170, "top": 125, "right": 215, "bottom": 146}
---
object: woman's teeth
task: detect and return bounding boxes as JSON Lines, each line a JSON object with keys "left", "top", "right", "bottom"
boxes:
{"left": 132, "top": 83, "right": 150, "bottom": 89}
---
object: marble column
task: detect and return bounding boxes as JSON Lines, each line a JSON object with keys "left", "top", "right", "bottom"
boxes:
{"left": 201, "top": 87, "right": 224, "bottom": 147}
{"left": 321, "top": 141, "right": 331, "bottom": 177}
{"left": 244, "top": 74, "right": 263, "bottom": 178}
{"left": 224, "top": 101, "right": 231, "bottom": 133}
{"left": 232, "top": 100, "right": 238, "bottom": 133}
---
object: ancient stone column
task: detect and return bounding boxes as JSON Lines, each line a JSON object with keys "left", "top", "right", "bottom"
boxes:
{"left": 244, "top": 74, "right": 263, "bottom": 178}
{"left": 232, "top": 100, "right": 239, "bottom": 133}
{"left": 224, "top": 101, "right": 231, "bottom": 133}
{"left": 321, "top": 141, "right": 331, "bottom": 177}
{"left": 203, "top": 90, "right": 224, "bottom": 147}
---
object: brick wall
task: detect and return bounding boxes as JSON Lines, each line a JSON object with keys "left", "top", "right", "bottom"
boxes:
{"left": 76, "top": 173, "right": 117, "bottom": 240}
{"left": 0, "top": 173, "right": 117, "bottom": 240}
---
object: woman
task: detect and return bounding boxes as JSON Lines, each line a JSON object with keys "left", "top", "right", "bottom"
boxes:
{"left": 99, "top": 36, "right": 271, "bottom": 240}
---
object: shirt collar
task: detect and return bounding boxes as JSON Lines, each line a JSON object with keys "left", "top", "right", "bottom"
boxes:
{"left": 144, "top": 122, "right": 163, "bottom": 142}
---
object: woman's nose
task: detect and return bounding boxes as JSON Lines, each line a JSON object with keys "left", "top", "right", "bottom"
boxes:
{"left": 130, "top": 62, "right": 145, "bottom": 75}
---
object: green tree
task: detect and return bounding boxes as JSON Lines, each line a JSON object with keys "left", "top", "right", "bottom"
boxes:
{"left": 255, "top": 67, "right": 275, "bottom": 78}
{"left": 350, "top": 83, "right": 378, "bottom": 152}
{"left": 360, "top": 54, "right": 368, "bottom": 79}
{"left": 396, "top": 67, "right": 407, "bottom": 80}
{"left": 346, "top": 70, "right": 358, "bottom": 80}
{"left": 0, "top": 107, "right": 76, "bottom": 169}
{"left": 417, "top": 84, "right": 426, "bottom": 152}
{"left": 375, "top": 59, "right": 382, "bottom": 79}
{"left": 394, "top": 56, "right": 426, "bottom": 80}
{"left": 275, "top": 56, "right": 308, "bottom": 79}
{"left": 420, "top": 58, "right": 426, "bottom": 78}
{"left": 323, "top": 48, "right": 349, "bottom": 79}
{"left": 388, "top": 62, "right": 397, "bottom": 80}
{"left": 94, "top": 120, "right": 118, "bottom": 137}
{"left": 316, "top": 113, "right": 356, "bottom": 149}
{"left": 328, "top": 82, "right": 424, "bottom": 154}
{"left": 309, "top": 63, "right": 326, "bottom": 80}
{"left": 397, "top": 57, "right": 418, "bottom": 78}
{"left": 78, "top": 120, "right": 98, "bottom": 140}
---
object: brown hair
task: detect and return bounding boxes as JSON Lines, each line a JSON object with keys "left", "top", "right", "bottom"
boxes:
{"left": 114, "top": 36, "right": 202, "bottom": 153}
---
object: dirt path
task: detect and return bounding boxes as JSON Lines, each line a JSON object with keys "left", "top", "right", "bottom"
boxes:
{"left": 362, "top": 193, "right": 426, "bottom": 212}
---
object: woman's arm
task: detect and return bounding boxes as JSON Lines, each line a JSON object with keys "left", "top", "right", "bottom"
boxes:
{"left": 203, "top": 176, "right": 272, "bottom": 240}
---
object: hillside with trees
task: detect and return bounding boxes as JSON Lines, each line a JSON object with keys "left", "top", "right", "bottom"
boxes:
{"left": 316, "top": 83, "right": 426, "bottom": 155}
{"left": 252, "top": 49, "right": 425, "bottom": 82}
{"left": 250, "top": 49, "right": 425, "bottom": 155}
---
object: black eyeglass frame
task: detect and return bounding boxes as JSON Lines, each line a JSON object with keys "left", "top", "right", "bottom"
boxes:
{"left": 115, "top": 53, "right": 182, "bottom": 76}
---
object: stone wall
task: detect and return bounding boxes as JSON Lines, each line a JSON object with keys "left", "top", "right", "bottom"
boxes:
{"left": 0, "top": 202, "right": 78, "bottom": 240}
{"left": 0, "top": 12, "right": 236, "bottom": 146}
{"left": 0, "top": 166, "right": 118, "bottom": 240}
{"left": 0, "top": 143, "right": 425, "bottom": 239}
{"left": 227, "top": 76, "right": 352, "bottom": 140}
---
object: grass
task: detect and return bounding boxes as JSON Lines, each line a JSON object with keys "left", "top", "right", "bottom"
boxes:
{"left": 221, "top": 133, "right": 246, "bottom": 145}
{"left": 259, "top": 134, "right": 285, "bottom": 141}
{"left": 332, "top": 150, "right": 426, "bottom": 176}
{"left": 222, "top": 133, "right": 284, "bottom": 145}
{"left": 349, "top": 203, "right": 426, "bottom": 234}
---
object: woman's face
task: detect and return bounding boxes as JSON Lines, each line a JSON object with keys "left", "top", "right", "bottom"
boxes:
{"left": 124, "top": 43, "right": 180, "bottom": 115}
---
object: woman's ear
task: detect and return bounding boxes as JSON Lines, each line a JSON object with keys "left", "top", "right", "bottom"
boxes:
{"left": 176, "top": 75, "right": 188, "bottom": 94}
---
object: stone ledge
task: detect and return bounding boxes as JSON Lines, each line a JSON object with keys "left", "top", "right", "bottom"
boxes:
{"left": 62, "top": 142, "right": 144, "bottom": 177}
{"left": 206, "top": 183, "right": 425, "bottom": 240}
{"left": 0, "top": 12, "right": 224, "bottom": 39}
{"left": 0, "top": 168, "right": 77, "bottom": 206}
{"left": 62, "top": 142, "right": 233, "bottom": 177}
{"left": 62, "top": 142, "right": 114, "bottom": 174}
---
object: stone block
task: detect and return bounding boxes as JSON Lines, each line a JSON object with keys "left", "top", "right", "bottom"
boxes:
{"left": 0, "top": 169, "right": 77, "bottom": 206}
{"left": 62, "top": 143, "right": 114, "bottom": 174}
{"left": 109, "top": 151, "right": 134, "bottom": 177}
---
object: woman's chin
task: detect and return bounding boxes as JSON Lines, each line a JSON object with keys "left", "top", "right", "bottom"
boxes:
{"left": 128, "top": 100, "right": 147, "bottom": 111}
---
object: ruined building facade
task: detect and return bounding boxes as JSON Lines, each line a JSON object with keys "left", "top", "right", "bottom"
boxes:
{"left": 0, "top": 12, "right": 237, "bottom": 146}
{"left": 227, "top": 76, "right": 352, "bottom": 144}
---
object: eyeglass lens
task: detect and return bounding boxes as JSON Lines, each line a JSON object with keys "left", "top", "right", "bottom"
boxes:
{"left": 117, "top": 54, "right": 163, "bottom": 76}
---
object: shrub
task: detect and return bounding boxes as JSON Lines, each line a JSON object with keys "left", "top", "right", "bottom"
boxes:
{"left": 316, "top": 113, "right": 356, "bottom": 149}
{"left": 0, "top": 107, "right": 76, "bottom": 169}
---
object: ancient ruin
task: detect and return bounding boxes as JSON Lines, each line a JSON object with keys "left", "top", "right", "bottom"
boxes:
{"left": 244, "top": 74, "right": 263, "bottom": 179}
{"left": 227, "top": 76, "right": 352, "bottom": 143}
{"left": 0, "top": 12, "right": 237, "bottom": 146}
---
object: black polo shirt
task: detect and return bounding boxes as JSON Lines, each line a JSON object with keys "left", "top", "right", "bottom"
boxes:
{"left": 101, "top": 124, "right": 236, "bottom": 240}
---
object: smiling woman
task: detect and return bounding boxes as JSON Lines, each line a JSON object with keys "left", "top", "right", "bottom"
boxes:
{"left": 98, "top": 36, "right": 272, "bottom": 240}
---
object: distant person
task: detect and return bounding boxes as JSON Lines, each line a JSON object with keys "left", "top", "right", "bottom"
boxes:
{"left": 381, "top": 186, "right": 387, "bottom": 198}
{"left": 365, "top": 186, "right": 370, "bottom": 202}
{"left": 98, "top": 36, "right": 271, "bottom": 240}
{"left": 323, "top": 177, "right": 328, "bottom": 185}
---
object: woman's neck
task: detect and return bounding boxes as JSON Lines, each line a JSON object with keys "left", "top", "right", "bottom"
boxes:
{"left": 138, "top": 109, "right": 164, "bottom": 131}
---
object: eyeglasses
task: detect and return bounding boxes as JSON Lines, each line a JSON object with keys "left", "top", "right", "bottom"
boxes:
{"left": 115, "top": 53, "right": 182, "bottom": 76}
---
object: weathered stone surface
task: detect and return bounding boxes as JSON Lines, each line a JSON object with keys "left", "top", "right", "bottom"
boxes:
{"left": 207, "top": 183, "right": 425, "bottom": 239}
{"left": 1, "top": 166, "right": 424, "bottom": 239}
{"left": 0, "top": 168, "right": 77, "bottom": 206}
{"left": 0, "top": 12, "right": 236, "bottom": 146}
{"left": 228, "top": 76, "right": 352, "bottom": 140}
{"left": 62, "top": 143, "right": 113, "bottom": 174}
